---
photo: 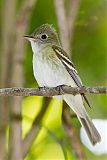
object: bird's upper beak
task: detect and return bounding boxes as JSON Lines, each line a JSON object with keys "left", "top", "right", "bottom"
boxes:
{"left": 24, "top": 35, "right": 35, "bottom": 41}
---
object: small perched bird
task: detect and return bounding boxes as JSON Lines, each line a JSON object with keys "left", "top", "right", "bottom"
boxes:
{"left": 24, "top": 24, "right": 101, "bottom": 145}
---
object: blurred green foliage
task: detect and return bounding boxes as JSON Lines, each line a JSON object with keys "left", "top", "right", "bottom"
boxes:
{"left": 0, "top": 0, "right": 106, "bottom": 159}
{"left": 23, "top": 0, "right": 107, "bottom": 159}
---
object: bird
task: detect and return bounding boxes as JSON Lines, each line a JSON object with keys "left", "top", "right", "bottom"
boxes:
{"left": 24, "top": 24, "right": 101, "bottom": 145}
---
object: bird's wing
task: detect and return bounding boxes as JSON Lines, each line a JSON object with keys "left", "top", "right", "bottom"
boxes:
{"left": 52, "top": 45, "right": 90, "bottom": 107}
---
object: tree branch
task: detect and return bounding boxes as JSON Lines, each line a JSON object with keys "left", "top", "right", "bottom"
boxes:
{"left": 62, "top": 105, "right": 85, "bottom": 160}
{"left": 23, "top": 97, "right": 51, "bottom": 157}
{"left": 0, "top": 86, "right": 106, "bottom": 97}
{"left": 8, "top": 0, "right": 38, "bottom": 159}
{"left": 67, "top": 0, "right": 81, "bottom": 42}
{"left": 54, "top": 0, "right": 69, "bottom": 53}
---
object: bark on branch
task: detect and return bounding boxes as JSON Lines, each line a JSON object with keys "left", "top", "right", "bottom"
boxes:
{"left": 0, "top": 86, "right": 106, "bottom": 97}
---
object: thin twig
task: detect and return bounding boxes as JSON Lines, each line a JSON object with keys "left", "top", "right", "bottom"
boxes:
{"left": 8, "top": 0, "right": 38, "bottom": 159}
{"left": 23, "top": 97, "right": 52, "bottom": 157}
{"left": 0, "top": 86, "right": 107, "bottom": 97}
{"left": 0, "top": 0, "right": 16, "bottom": 159}
{"left": 54, "top": 0, "right": 69, "bottom": 53}
{"left": 62, "top": 105, "right": 85, "bottom": 160}
{"left": 67, "top": 0, "right": 81, "bottom": 41}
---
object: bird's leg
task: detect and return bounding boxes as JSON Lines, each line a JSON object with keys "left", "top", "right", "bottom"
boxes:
{"left": 56, "top": 84, "right": 66, "bottom": 95}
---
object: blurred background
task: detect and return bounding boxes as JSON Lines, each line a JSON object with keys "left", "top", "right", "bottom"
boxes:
{"left": 0, "top": 0, "right": 107, "bottom": 160}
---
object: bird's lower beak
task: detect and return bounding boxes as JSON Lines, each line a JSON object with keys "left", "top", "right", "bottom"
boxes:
{"left": 24, "top": 35, "right": 35, "bottom": 41}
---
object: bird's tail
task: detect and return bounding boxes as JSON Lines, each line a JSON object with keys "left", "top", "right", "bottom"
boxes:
{"left": 64, "top": 95, "right": 101, "bottom": 145}
{"left": 79, "top": 114, "right": 101, "bottom": 145}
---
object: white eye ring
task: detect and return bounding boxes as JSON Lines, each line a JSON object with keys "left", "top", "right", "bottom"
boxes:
{"left": 40, "top": 34, "right": 48, "bottom": 40}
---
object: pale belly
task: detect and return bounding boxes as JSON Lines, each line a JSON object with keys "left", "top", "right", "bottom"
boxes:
{"left": 33, "top": 54, "right": 76, "bottom": 87}
{"left": 32, "top": 46, "right": 85, "bottom": 124}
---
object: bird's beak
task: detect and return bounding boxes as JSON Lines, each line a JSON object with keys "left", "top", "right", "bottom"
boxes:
{"left": 24, "top": 35, "right": 35, "bottom": 41}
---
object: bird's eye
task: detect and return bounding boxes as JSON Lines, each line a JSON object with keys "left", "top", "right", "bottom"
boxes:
{"left": 41, "top": 34, "right": 48, "bottom": 40}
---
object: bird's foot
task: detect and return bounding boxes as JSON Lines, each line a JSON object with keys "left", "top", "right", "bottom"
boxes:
{"left": 56, "top": 84, "right": 66, "bottom": 95}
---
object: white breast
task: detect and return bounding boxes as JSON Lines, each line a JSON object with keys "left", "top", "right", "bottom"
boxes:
{"left": 32, "top": 46, "right": 76, "bottom": 87}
